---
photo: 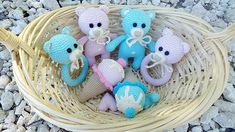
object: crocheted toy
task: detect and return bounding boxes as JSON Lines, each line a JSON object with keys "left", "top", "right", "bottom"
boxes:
{"left": 43, "top": 27, "right": 89, "bottom": 87}
{"left": 106, "top": 8, "right": 155, "bottom": 70}
{"left": 141, "top": 28, "right": 190, "bottom": 86}
{"left": 113, "top": 81, "right": 160, "bottom": 118}
{"left": 76, "top": 5, "right": 112, "bottom": 66}
{"left": 99, "top": 68, "right": 140, "bottom": 112}
{"left": 78, "top": 58, "right": 126, "bottom": 103}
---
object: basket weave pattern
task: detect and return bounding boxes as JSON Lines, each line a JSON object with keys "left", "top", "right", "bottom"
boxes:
{"left": 0, "top": 5, "right": 235, "bottom": 131}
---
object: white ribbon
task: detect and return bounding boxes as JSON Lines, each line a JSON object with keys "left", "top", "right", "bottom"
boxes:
{"left": 70, "top": 57, "right": 84, "bottom": 73}
{"left": 146, "top": 53, "right": 173, "bottom": 76}
{"left": 126, "top": 35, "right": 152, "bottom": 47}
{"left": 88, "top": 30, "right": 111, "bottom": 45}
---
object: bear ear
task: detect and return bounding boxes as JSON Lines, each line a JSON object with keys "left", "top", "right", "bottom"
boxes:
{"left": 75, "top": 7, "right": 86, "bottom": 16}
{"left": 182, "top": 42, "right": 190, "bottom": 54}
{"left": 99, "top": 5, "right": 109, "bottom": 14}
{"left": 61, "top": 26, "right": 71, "bottom": 35}
{"left": 43, "top": 41, "right": 52, "bottom": 53}
{"left": 121, "top": 8, "right": 131, "bottom": 17}
{"left": 162, "top": 28, "right": 174, "bottom": 36}
{"left": 146, "top": 11, "right": 155, "bottom": 20}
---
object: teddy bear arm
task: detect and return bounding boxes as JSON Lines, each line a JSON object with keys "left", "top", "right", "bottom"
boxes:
{"left": 148, "top": 41, "right": 156, "bottom": 52}
{"left": 61, "top": 55, "right": 89, "bottom": 87}
{"left": 106, "top": 35, "right": 127, "bottom": 52}
{"left": 78, "top": 36, "right": 89, "bottom": 46}
{"left": 144, "top": 93, "right": 160, "bottom": 109}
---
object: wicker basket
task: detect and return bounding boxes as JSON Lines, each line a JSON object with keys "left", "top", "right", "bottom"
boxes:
{"left": 0, "top": 5, "right": 235, "bottom": 131}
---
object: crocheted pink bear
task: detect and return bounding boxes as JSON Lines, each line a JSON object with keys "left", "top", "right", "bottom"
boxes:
{"left": 76, "top": 5, "right": 112, "bottom": 66}
{"left": 141, "top": 28, "right": 190, "bottom": 86}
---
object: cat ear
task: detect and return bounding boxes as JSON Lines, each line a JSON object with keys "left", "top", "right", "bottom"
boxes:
{"left": 99, "top": 5, "right": 109, "bottom": 14}
{"left": 182, "top": 42, "right": 190, "bottom": 54}
{"left": 146, "top": 11, "right": 155, "bottom": 20}
{"left": 162, "top": 28, "right": 174, "bottom": 36}
{"left": 121, "top": 8, "right": 131, "bottom": 17}
{"left": 75, "top": 7, "right": 86, "bottom": 16}
{"left": 43, "top": 41, "right": 52, "bottom": 53}
{"left": 61, "top": 26, "right": 71, "bottom": 35}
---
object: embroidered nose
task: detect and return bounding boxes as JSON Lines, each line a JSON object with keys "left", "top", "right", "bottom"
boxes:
{"left": 134, "top": 31, "right": 142, "bottom": 37}
{"left": 93, "top": 30, "right": 101, "bottom": 36}
{"left": 131, "top": 28, "right": 144, "bottom": 38}
{"left": 89, "top": 27, "right": 103, "bottom": 37}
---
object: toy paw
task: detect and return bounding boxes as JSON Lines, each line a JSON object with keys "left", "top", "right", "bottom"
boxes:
{"left": 124, "top": 107, "right": 136, "bottom": 118}
{"left": 99, "top": 93, "right": 117, "bottom": 112}
{"left": 132, "top": 63, "right": 140, "bottom": 70}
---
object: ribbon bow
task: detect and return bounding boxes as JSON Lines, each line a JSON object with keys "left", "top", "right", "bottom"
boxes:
{"left": 70, "top": 58, "right": 84, "bottom": 73}
{"left": 88, "top": 30, "right": 111, "bottom": 45}
{"left": 146, "top": 52, "right": 173, "bottom": 76}
{"left": 126, "top": 35, "right": 152, "bottom": 47}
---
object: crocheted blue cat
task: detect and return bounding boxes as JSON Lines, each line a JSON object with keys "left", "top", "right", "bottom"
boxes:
{"left": 43, "top": 27, "right": 88, "bottom": 87}
{"left": 113, "top": 81, "right": 160, "bottom": 118}
{"left": 106, "top": 8, "right": 156, "bottom": 70}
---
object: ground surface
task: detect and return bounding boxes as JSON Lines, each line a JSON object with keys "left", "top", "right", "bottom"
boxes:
{"left": 0, "top": 0, "right": 235, "bottom": 132}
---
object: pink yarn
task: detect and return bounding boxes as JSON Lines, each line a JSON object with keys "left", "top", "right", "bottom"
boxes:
{"left": 117, "top": 58, "right": 127, "bottom": 67}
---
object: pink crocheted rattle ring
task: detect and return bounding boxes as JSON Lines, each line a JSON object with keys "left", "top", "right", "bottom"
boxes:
{"left": 140, "top": 28, "right": 190, "bottom": 86}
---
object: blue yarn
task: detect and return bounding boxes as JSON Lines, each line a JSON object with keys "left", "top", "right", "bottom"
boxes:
{"left": 43, "top": 26, "right": 88, "bottom": 87}
{"left": 124, "top": 107, "right": 136, "bottom": 118}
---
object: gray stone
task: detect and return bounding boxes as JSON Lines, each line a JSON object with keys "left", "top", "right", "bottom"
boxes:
{"left": 37, "top": 124, "right": 49, "bottom": 132}
{"left": 0, "top": 19, "right": 12, "bottom": 29}
{"left": 182, "top": 0, "right": 194, "bottom": 7}
{"left": 10, "top": 20, "right": 27, "bottom": 35}
{"left": 223, "top": 83, "right": 235, "bottom": 103}
{"left": 224, "top": 8, "right": 235, "bottom": 23}
{"left": 191, "top": 126, "right": 203, "bottom": 132}
{"left": 189, "top": 119, "right": 200, "bottom": 126}
{"left": 214, "top": 100, "right": 235, "bottom": 113}
{"left": 0, "top": 49, "right": 11, "bottom": 60}
{"left": 13, "top": 92, "right": 23, "bottom": 105}
{"left": 40, "top": 0, "right": 60, "bottom": 10}
{"left": 191, "top": 2, "right": 208, "bottom": 18}
{"left": 200, "top": 106, "right": 219, "bottom": 124}
{"left": 0, "top": 109, "right": 6, "bottom": 123}
{"left": 152, "top": 0, "right": 160, "bottom": 5}
{"left": 0, "top": 75, "right": 10, "bottom": 87}
{"left": 5, "top": 81, "right": 18, "bottom": 92}
{"left": 17, "top": 125, "right": 26, "bottom": 132}
{"left": 15, "top": 100, "right": 27, "bottom": 115}
{"left": 174, "top": 124, "right": 188, "bottom": 132}
{"left": 213, "top": 112, "right": 235, "bottom": 128}
{"left": 202, "top": 123, "right": 211, "bottom": 131}
{"left": 8, "top": 8, "right": 24, "bottom": 20}
{"left": 1, "top": 91, "right": 14, "bottom": 110}
{"left": 207, "top": 129, "right": 219, "bottom": 132}
{"left": 4, "top": 110, "right": 15, "bottom": 123}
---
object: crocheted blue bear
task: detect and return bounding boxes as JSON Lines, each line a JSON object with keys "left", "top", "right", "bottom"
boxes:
{"left": 113, "top": 81, "right": 160, "bottom": 118}
{"left": 106, "top": 8, "right": 156, "bottom": 70}
{"left": 43, "top": 27, "right": 88, "bottom": 87}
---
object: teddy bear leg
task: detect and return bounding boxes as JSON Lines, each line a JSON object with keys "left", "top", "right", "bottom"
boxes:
{"left": 99, "top": 93, "right": 117, "bottom": 112}
{"left": 87, "top": 56, "right": 96, "bottom": 66}
{"left": 144, "top": 93, "right": 160, "bottom": 109}
{"left": 101, "top": 52, "right": 110, "bottom": 60}
{"left": 132, "top": 56, "right": 143, "bottom": 70}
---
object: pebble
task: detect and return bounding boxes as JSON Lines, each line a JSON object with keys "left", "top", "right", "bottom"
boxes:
{"left": 200, "top": 106, "right": 219, "bottom": 124}
{"left": 0, "top": 49, "right": 11, "bottom": 60}
{"left": 5, "top": 81, "right": 19, "bottom": 92}
{"left": 13, "top": 92, "right": 23, "bottom": 105}
{"left": 174, "top": 124, "right": 188, "bottom": 132}
{"left": 224, "top": 8, "right": 235, "bottom": 23}
{"left": 213, "top": 112, "right": 235, "bottom": 128}
{"left": 189, "top": 119, "right": 200, "bottom": 126}
{"left": 4, "top": 110, "right": 15, "bottom": 123}
{"left": 0, "top": 75, "right": 10, "bottom": 87}
{"left": 208, "top": 129, "right": 219, "bottom": 132}
{"left": 0, "top": 109, "right": 6, "bottom": 123}
{"left": 37, "top": 124, "right": 49, "bottom": 132}
{"left": 15, "top": 100, "right": 27, "bottom": 115}
{"left": 191, "top": 126, "right": 203, "bottom": 132}
{"left": 214, "top": 100, "right": 235, "bottom": 113}
{"left": 8, "top": 8, "right": 24, "bottom": 20}
{"left": 1, "top": 91, "right": 14, "bottom": 110}
{"left": 202, "top": 123, "right": 211, "bottom": 131}
{"left": 10, "top": 19, "right": 27, "bottom": 34}
{"left": 40, "top": 0, "right": 60, "bottom": 10}
{"left": 17, "top": 125, "right": 26, "bottom": 132}
{"left": 223, "top": 83, "right": 235, "bottom": 103}
{"left": 0, "top": 19, "right": 12, "bottom": 29}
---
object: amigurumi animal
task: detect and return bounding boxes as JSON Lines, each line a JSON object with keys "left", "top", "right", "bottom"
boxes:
{"left": 78, "top": 58, "right": 126, "bottom": 103}
{"left": 141, "top": 28, "right": 190, "bottom": 86}
{"left": 106, "top": 8, "right": 156, "bottom": 70}
{"left": 76, "top": 5, "right": 112, "bottom": 66}
{"left": 113, "top": 81, "right": 160, "bottom": 118}
{"left": 43, "top": 26, "right": 89, "bottom": 87}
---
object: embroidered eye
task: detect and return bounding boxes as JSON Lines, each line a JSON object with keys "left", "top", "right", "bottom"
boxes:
{"left": 165, "top": 51, "right": 170, "bottom": 56}
{"left": 141, "top": 23, "right": 146, "bottom": 28}
{"left": 89, "top": 23, "right": 94, "bottom": 28}
{"left": 97, "top": 23, "right": 102, "bottom": 27}
{"left": 67, "top": 48, "right": 72, "bottom": 53}
{"left": 133, "top": 23, "right": 137, "bottom": 27}
{"left": 74, "top": 44, "right": 78, "bottom": 48}
{"left": 158, "top": 46, "right": 163, "bottom": 51}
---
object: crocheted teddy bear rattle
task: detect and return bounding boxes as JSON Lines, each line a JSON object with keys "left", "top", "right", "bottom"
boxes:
{"left": 141, "top": 28, "right": 190, "bottom": 86}
{"left": 43, "top": 26, "right": 89, "bottom": 87}
{"left": 113, "top": 81, "right": 160, "bottom": 118}
{"left": 76, "top": 5, "right": 113, "bottom": 66}
{"left": 78, "top": 58, "right": 126, "bottom": 103}
{"left": 106, "top": 8, "right": 156, "bottom": 70}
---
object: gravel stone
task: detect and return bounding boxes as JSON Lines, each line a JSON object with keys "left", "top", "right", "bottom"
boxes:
{"left": 223, "top": 83, "right": 235, "bottom": 103}
{"left": 191, "top": 126, "right": 203, "bottom": 132}
{"left": 40, "top": 0, "right": 60, "bottom": 10}
{"left": 37, "top": 124, "right": 49, "bottom": 132}
{"left": 1, "top": 91, "right": 14, "bottom": 110}
{"left": 0, "top": 75, "right": 10, "bottom": 87}
{"left": 13, "top": 92, "right": 23, "bottom": 105}
{"left": 214, "top": 100, "right": 235, "bottom": 113}
{"left": 174, "top": 124, "right": 188, "bottom": 132}
{"left": 0, "top": 49, "right": 11, "bottom": 60}
{"left": 4, "top": 110, "right": 15, "bottom": 123}
{"left": 213, "top": 112, "right": 235, "bottom": 128}
{"left": 200, "top": 106, "right": 219, "bottom": 124}
{"left": 0, "top": 109, "right": 6, "bottom": 123}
